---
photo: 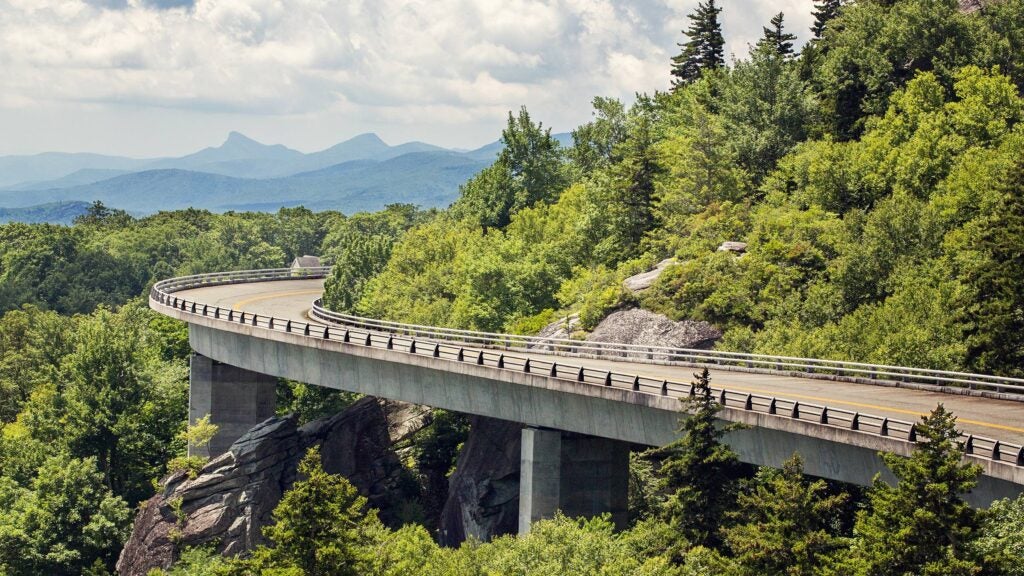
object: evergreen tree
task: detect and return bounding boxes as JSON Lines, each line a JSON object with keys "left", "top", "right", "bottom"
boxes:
{"left": 453, "top": 107, "right": 567, "bottom": 230}
{"left": 722, "top": 454, "right": 848, "bottom": 576}
{"left": 847, "top": 404, "right": 982, "bottom": 575}
{"left": 671, "top": 0, "right": 725, "bottom": 87}
{"left": 230, "top": 447, "right": 378, "bottom": 576}
{"left": 607, "top": 97, "right": 661, "bottom": 258}
{"left": 811, "top": 0, "right": 842, "bottom": 40}
{"left": 757, "top": 12, "right": 797, "bottom": 58}
{"left": 657, "top": 368, "right": 744, "bottom": 552}
{"left": 962, "top": 157, "right": 1024, "bottom": 376}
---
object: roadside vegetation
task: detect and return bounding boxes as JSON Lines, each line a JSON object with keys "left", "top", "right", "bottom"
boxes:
{"left": 1, "top": 0, "right": 1024, "bottom": 573}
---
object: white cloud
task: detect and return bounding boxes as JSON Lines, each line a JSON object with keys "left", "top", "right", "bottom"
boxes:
{"left": 0, "top": 0, "right": 815, "bottom": 155}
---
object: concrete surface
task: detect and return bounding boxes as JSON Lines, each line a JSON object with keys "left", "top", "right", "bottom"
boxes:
{"left": 189, "top": 353, "right": 277, "bottom": 457}
{"left": 157, "top": 280, "right": 1024, "bottom": 506}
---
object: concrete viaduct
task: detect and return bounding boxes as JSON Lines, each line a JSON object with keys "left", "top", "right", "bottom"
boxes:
{"left": 150, "top": 268, "right": 1024, "bottom": 531}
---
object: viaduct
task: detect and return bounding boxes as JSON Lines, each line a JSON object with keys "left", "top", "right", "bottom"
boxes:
{"left": 150, "top": 268, "right": 1024, "bottom": 532}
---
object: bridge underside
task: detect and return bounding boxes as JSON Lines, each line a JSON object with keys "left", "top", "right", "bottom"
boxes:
{"left": 187, "top": 323, "right": 1023, "bottom": 520}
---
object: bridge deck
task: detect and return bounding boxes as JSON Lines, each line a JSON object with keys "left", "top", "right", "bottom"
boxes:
{"left": 175, "top": 279, "right": 1024, "bottom": 446}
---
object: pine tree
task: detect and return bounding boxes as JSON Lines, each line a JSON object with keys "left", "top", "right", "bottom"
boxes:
{"left": 608, "top": 97, "right": 660, "bottom": 258}
{"left": 810, "top": 0, "right": 841, "bottom": 40}
{"left": 230, "top": 447, "right": 379, "bottom": 576}
{"left": 722, "top": 454, "right": 848, "bottom": 576}
{"left": 963, "top": 157, "right": 1024, "bottom": 376}
{"left": 756, "top": 12, "right": 797, "bottom": 57}
{"left": 657, "top": 368, "right": 744, "bottom": 552}
{"left": 848, "top": 404, "right": 982, "bottom": 575}
{"left": 671, "top": 0, "right": 725, "bottom": 87}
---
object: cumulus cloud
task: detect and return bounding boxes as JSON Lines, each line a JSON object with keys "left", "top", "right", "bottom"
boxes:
{"left": 0, "top": 0, "right": 815, "bottom": 154}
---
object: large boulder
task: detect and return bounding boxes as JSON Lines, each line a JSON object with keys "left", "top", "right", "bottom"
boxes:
{"left": 438, "top": 416, "right": 523, "bottom": 547}
{"left": 588, "top": 308, "right": 722, "bottom": 353}
{"left": 116, "top": 398, "right": 429, "bottom": 576}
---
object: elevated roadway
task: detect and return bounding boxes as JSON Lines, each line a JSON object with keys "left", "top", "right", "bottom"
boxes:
{"left": 181, "top": 277, "right": 1024, "bottom": 446}
{"left": 152, "top": 269, "right": 1024, "bottom": 513}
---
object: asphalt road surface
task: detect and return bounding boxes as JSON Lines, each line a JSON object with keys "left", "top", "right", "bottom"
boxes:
{"left": 175, "top": 279, "right": 1024, "bottom": 446}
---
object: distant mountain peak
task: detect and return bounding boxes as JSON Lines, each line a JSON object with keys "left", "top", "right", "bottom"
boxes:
{"left": 221, "top": 131, "right": 269, "bottom": 150}
{"left": 348, "top": 133, "right": 388, "bottom": 145}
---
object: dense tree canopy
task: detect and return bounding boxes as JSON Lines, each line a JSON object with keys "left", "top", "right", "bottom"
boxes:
{"left": 5, "top": 0, "right": 1024, "bottom": 572}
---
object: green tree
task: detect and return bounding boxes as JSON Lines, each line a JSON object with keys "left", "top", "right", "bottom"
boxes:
{"left": 453, "top": 107, "right": 567, "bottom": 229}
{"left": 959, "top": 155, "right": 1024, "bottom": 376}
{"left": 846, "top": 404, "right": 982, "bottom": 575}
{"left": 570, "top": 97, "right": 630, "bottom": 174}
{"left": 59, "top": 304, "right": 188, "bottom": 504}
{"left": 718, "top": 42, "right": 816, "bottom": 183}
{"left": 671, "top": 0, "right": 725, "bottom": 87}
{"left": 657, "top": 368, "right": 744, "bottom": 552}
{"left": 722, "top": 454, "right": 848, "bottom": 576}
{"left": 606, "top": 96, "right": 662, "bottom": 257}
{"left": 234, "top": 446, "right": 378, "bottom": 576}
{"left": 971, "top": 494, "right": 1024, "bottom": 576}
{"left": 757, "top": 12, "right": 797, "bottom": 58}
{"left": 810, "top": 0, "right": 842, "bottom": 40}
{"left": 0, "top": 454, "right": 130, "bottom": 576}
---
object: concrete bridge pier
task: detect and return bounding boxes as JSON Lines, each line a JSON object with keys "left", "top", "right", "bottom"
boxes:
{"left": 518, "top": 427, "right": 630, "bottom": 534}
{"left": 189, "top": 352, "right": 277, "bottom": 458}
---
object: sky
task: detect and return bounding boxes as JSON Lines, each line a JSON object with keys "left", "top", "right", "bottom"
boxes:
{"left": 0, "top": 0, "right": 816, "bottom": 158}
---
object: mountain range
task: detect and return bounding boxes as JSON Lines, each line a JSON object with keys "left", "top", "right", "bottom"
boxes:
{"left": 0, "top": 131, "right": 572, "bottom": 220}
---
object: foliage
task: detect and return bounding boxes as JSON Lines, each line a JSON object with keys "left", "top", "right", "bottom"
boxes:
{"left": 842, "top": 404, "right": 982, "bottom": 575}
{"left": 452, "top": 107, "right": 568, "bottom": 230}
{"left": 145, "top": 547, "right": 228, "bottom": 576}
{"left": 721, "top": 454, "right": 849, "bottom": 576}
{"left": 227, "top": 447, "right": 380, "bottom": 576}
{"left": 0, "top": 454, "right": 130, "bottom": 576}
{"left": 756, "top": 12, "right": 797, "bottom": 58}
{"left": 166, "top": 415, "right": 219, "bottom": 478}
{"left": 657, "top": 368, "right": 745, "bottom": 552}
{"left": 672, "top": 0, "right": 725, "bottom": 87}
{"left": 971, "top": 495, "right": 1024, "bottom": 576}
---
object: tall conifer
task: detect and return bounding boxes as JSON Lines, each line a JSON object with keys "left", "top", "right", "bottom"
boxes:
{"left": 810, "top": 0, "right": 841, "bottom": 40}
{"left": 671, "top": 0, "right": 725, "bottom": 88}
{"left": 756, "top": 12, "right": 797, "bottom": 57}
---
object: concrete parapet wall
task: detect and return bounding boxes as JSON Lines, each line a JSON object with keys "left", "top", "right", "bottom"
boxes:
{"left": 183, "top": 319, "right": 1023, "bottom": 507}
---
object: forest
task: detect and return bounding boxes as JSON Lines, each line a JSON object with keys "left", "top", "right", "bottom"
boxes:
{"left": 2, "top": 0, "right": 1024, "bottom": 573}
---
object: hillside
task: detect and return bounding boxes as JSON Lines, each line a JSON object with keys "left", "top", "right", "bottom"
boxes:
{"left": 0, "top": 151, "right": 489, "bottom": 214}
{"left": 0, "top": 201, "right": 91, "bottom": 224}
{"left": 0, "top": 132, "right": 565, "bottom": 213}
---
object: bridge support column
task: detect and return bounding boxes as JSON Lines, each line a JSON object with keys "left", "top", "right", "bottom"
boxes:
{"left": 189, "top": 353, "right": 277, "bottom": 458}
{"left": 518, "top": 427, "right": 629, "bottom": 534}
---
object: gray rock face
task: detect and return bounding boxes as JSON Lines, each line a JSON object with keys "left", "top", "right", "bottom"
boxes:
{"left": 438, "top": 307, "right": 719, "bottom": 545}
{"left": 622, "top": 258, "right": 676, "bottom": 293}
{"left": 116, "top": 398, "right": 429, "bottom": 576}
{"left": 588, "top": 308, "right": 722, "bottom": 354}
{"left": 438, "top": 416, "right": 524, "bottom": 547}
{"left": 531, "top": 313, "right": 580, "bottom": 347}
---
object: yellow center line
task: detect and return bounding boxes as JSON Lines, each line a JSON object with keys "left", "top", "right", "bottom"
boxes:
{"left": 622, "top": 368, "right": 1024, "bottom": 436}
{"left": 212, "top": 294, "right": 1024, "bottom": 438}
{"left": 230, "top": 289, "right": 323, "bottom": 311}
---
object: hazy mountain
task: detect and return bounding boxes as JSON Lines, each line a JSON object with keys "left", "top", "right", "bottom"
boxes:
{"left": 0, "top": 130, "right": 573, "bottom": 214}
{"left": 143, "top": 131, "right": 305, "bottom": 178}
{"left": 0, "top": 201, "right": 92, "bottom": 224}
{"left": 0, "top": 151, "right": 489, "bottom": 214}
{"left": 0, "top": 153, "right": 148, "bottom": 188}
{"left": 4, "top": 168, "right": 133, "bottom": 191}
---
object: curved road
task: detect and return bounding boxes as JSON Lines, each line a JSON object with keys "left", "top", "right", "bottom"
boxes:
{"left": 175, "top": 278, "right": 1024, "bottom": 446}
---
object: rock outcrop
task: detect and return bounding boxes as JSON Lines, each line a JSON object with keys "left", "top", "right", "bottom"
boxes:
{"left": 588, "top": 308, "right": 722, "bottom": 353}
{"left": 438, "top": 416, "right": 524, "bottom": 547}
{"left": 117, "top": 398, "right": 429, "bottom": 576}
{"left": 622, "top": 258, "right": 676, "bottom": 293}
{"left": 438, "top": 306, "right": 720, "bottom": 545}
